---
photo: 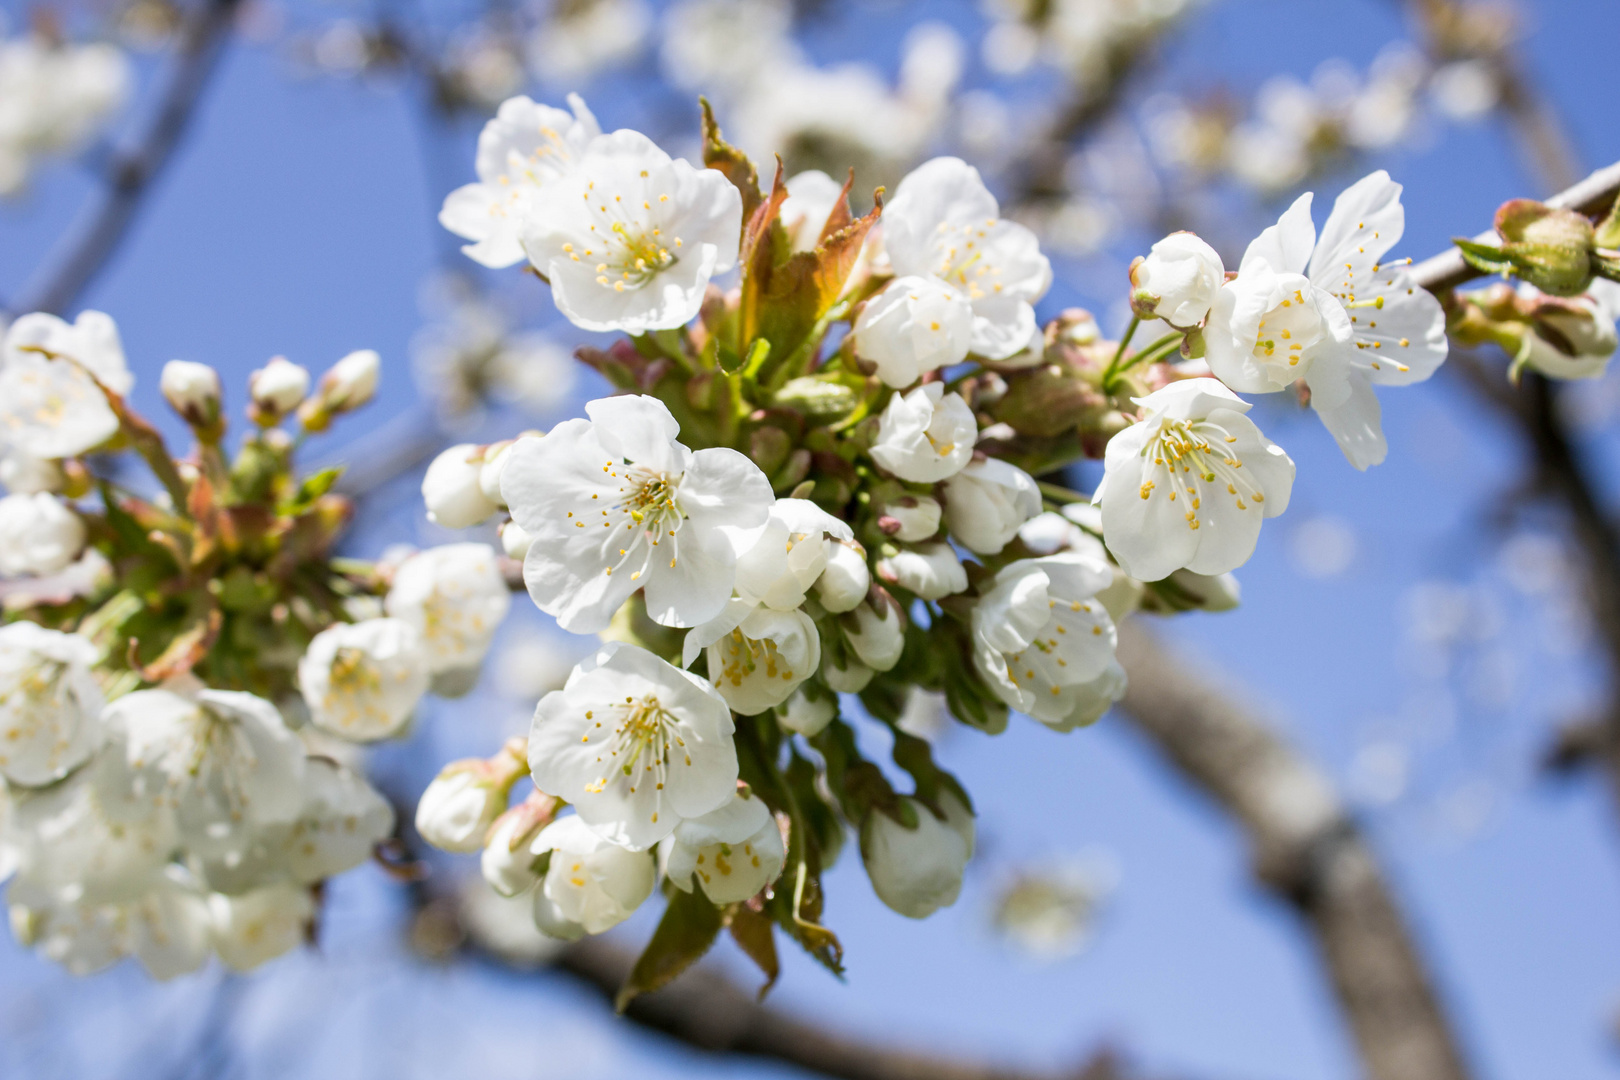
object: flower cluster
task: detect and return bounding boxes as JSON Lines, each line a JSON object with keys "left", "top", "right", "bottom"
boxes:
{"left": 0, "top": 313, "right": 514, "bottom": 977}
{"left": 413, "top": 93, "right": 1452, "bottom": 1000}
{"left": 0, "top": 29, "right": 129, "bottom": 196}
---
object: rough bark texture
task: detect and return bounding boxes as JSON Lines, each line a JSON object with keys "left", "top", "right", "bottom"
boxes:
{"left": 1115, "top": 623, "right": 1471, "bottom": 1080}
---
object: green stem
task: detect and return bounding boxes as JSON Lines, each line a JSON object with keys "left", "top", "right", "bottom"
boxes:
{"left": 1101, "top": 315, "right": 1140, "bottom": 387}
{"left": 1105, "top": 331, "right": 1183, "bottom": 392}
{"left": 1036, "top": 479, "right": 1090, "bottom": 505}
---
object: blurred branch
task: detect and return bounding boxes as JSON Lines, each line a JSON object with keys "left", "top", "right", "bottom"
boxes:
{"left": 553, "top": 937, "right": 1149, "bottom": 1080}
{"left": 13, "top": 0, "right": 242, "bottom": 317}
{"left": 1401, "top": 0, "right": 1582, "bottom": 195}
{"left": 1114, "top": 623, "right": 1472, "bottom": 1080}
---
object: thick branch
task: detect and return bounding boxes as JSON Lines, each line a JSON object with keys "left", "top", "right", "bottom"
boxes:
{"left": 552, "top": 937, "right": 1132, "bottom": 1080}
{"left": 1115, "top": 623, "right": 1471, "bottom": 1080}
{"left": 13, "top": 0, "right": 242, "bottom": 316}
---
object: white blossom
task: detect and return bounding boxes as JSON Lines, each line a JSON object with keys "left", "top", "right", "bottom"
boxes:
{"left": 529, "top": 814, "right": 656, "bottom": 936}
{"left": 822, "top": 650, "right": 874, "bottom": 693}
{"left": 0, "top": 492, "right": 84, "bottom": 577}
{"left": 854, "top": 276, "right": 974, "bottom": 388}
{"left": 439, "top": 94, "right": 601, "bottom": 268}
{"left": 861, "top": 792, "right": 974, "bottom": 919}
{"left": 683, "top": 600, "right": 821, "bottom": 716}
{"left": 480, "top": 793, "right": 555, "bottom": 897}
{"left": 528, "top": 641, "right": 737, "bottom": 850}
{"left": 733, "top": 498, "right": 854, "bottom": 611}
{"left": 876, "top": 542, "right": 967, "bottom": 600}
{"left": 659, "top": 790, "right": 785, "bottom": 905}
{"left": 0, "top": 623, "right": 103, "bottom": 786}
{"left": 0, "top": 36, "right": 129, "bottom": 196}
{"left": 878, "top": 494, "right": 941, "bottom": 542}
{"left": 1131, "top": 231, "right": 1225, "bottom": 329}
{"left": 526, "top": 1, "right": 651, "bottom": 87}
{"left": 882, "top": 157, "right": 1052, "bottom": 360}
{"left": 0, "top": 447, "right": 64, "bottom": 494}
{"left": 316, "top": 349, "right": 379, "bottom": 415}
{"left": 9, "top": 764, "right": 177, "bottom": 905}
{"left": 520, "top": 130, "right": 743, "bottom": 334}
{"left": 8, "top": 867, "right": 210, "bottom": 980}
{"left": 869, "top": 383, "right": 977, "bottom": 483}
{"left": 942, "top": 458, "right": 1041, "bottom": 555}
{"left": 502, "top": 395, "right": 772, "bottom": 633}
{"left": 814, "top": 539, "right": 871, "bottom": 613}
{"left": 386, "top": 543, "right": 511, "bottom": 675}
{"left": 1203, "top": 171, "right": 1448, "bottom": 469}
{"left": 971, "top": 555, "right": 1121, "bottom": 726}
{"left": 96, "top": 689, "right": 306, "bottom": 859}
{"left": 1094, "top": 378, "right": 1294, "bottom": 581}
{"left": 209, "top": 882, "right": 314, "bottom": 971}
{"left": 0, "top": 311, "right": 129, "bottom": 459}
{"left": 279, "top": 759, "right": 395, "bottom": 884}
{"left": 298, "top": 618, "right": 430, "bottom": 742}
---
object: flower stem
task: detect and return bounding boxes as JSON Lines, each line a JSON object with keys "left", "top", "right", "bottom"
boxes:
{"left": 1101, "top": 315, "right": 1140, "bottom": 387}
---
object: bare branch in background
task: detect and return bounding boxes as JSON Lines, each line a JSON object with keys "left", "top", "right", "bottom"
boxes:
{"left": 13, "top": 0, "right": 242, "bottom": 317}
{"left": 1115, "top": 623, "right": 1472, "bottom": 1080}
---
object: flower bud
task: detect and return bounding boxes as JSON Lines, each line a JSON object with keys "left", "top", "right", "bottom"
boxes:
{"left": 481, "top": 791, "right": 559, "bottom": 897}
{"left": 778, "top": 685, "right": 837, "bottom": 736}
{"left": 845, "top": 595, "right": 904, "bottom": 672}
{"left": 299, "top": 350, "right": 380, "bottom": 430}
{"left": 160, "top": 360, "right": 222, "bottom": 430}
{"left": 500, "top": 519, "right": 533, "bottom": 559}
{"left": 1129, "top": 232, "right": 1225, "bottom": 329}
{"left": 854, "top": 276, "right": 974, "bottom": 387}
{"left": 659, "top": 792, "right": 786, "bottom": 905}
{"left": 0, "top": 493, "right": 85, "bottom": 576}
{"left": 478, "top": 439, "right": 521, "bottom": 506}
{"left": 941, "top": 458, "right": 1041, "bottom": 555}
{"left": 1457, "top": 200, "right": 1601, "bottom": 297}
{"left": 814, "top": 539, "right": 870, "bottom": 613}
{"left": 822, "top": 650, "right": 874, "bottom": 693}
{"left": 423, "top": 443, "right": 499, "bottom": 529}
{"left": 773, "top": 376, "right": 860, "bottom": 424}
{"left": 416, "top": 740, "right": 528, "bottom": 853}
{"left": 876, "top": 542, "right": 967, "bottom": 600}
{"left": 876, "top": 494, "right": 941, "bottom": 542}
{"left": 248, "top": 356, "right": 310, "bottom": 424}
{"left": 861, "top": 792, "right": 974, "bottom": 919}
{"left": 1520, "top": 280, "right": 1620, "bottom": 379}
{"left": 1143, "top": 568, "right": 1242, "bottom": 613}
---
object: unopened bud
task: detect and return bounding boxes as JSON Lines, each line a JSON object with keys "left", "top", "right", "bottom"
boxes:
{"left": 160, "top": 360, "right": 222, "bottom": 432}
{"left": 499, "top": 519, "right": 533, "bottom": 559}
{"left": 423, "top": 443, "right": 499, "bottom": 529}
{"left": 248, "top": 356, "right": 310, "bottom": 425}
{"left": 1128, "top": 232, "right": 1225, "bottom": 329}
{"left": 481, "top": 791, "right": 559, "bottom": 896}
{"left": 1456, "top": 199, "right": 1603, "bottom": 297}
{"left": 773, "top": 375, "right": 861, "bottom": 423}
{"left": 299, "top": 349, "right": 379, "bottom": 430}
{"left": 844, "top": 593, "right": 905, "bottom": 672}
{"left": 860, "top": 792, "right": 974, "bottom": 919}
{"left": 876, "top": 495, "right": 941, "bottom": 542}
{"left": 815, "top": 539, "right": 870, "bottom": 613}
{"left": 415, "top": 740, "right": 528, "bottom": 853}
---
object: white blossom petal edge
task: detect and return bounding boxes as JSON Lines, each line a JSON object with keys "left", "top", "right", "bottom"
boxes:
{"left": 503, "top": 394, "right": 773, "bottom": 633}
{"left": 1093, "top": 378, "right": 1294, "bottom": 582}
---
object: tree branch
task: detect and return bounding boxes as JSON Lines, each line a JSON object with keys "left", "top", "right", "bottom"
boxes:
{"left": 12, "top": 0, "right": 242, "bottom": 317}
{"left": 551, "top": 937, "right": 1142, "bottom": 1080}
{"left": 1408, "top": 159, "right": 1620, "bottom": 295}
{"left": 1114, "top": 622, "right": 1472, "bottom": 1080}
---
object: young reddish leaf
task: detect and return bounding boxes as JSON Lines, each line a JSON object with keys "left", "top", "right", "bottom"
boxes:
{"left": 700, "top": 98, "right": 763, "bottom": 223}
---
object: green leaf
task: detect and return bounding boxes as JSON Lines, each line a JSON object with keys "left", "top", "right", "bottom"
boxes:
{"left": 615, "top": 886, "right": 724, "bottom": 1012}
{"left": 728, "top": 905, "right": 780, "bottom": 999}
{"left": 281, "top": 466, "right": 345, "bottom": 515}
{"left": 1453, "top": 237, "right": 1517, "bottom": 277}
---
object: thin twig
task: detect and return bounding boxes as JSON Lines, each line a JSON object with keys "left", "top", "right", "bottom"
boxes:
{"left": 12, "top": 0, "right": 243, "bottom": 317}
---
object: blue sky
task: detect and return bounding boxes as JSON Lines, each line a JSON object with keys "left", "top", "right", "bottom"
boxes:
{"left": 2, "top": 1, "right": 1619, "bottom": 1078}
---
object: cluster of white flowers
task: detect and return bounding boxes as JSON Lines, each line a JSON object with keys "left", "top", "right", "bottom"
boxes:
{"left": 0, "top": 31, "right": 129, "bottom": 195}
{"left": 0, "top": 306, "right": 526, "bottom": 978}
